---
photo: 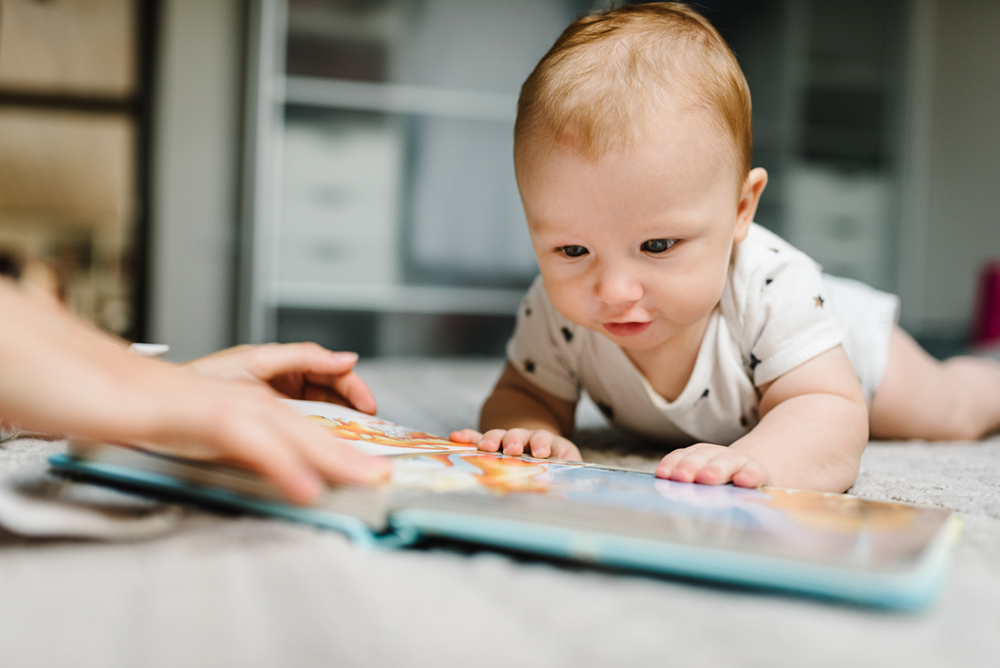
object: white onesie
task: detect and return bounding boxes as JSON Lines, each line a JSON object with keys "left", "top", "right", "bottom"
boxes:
{"left": 506, "top": 223, "right": 899, "bottom": 446}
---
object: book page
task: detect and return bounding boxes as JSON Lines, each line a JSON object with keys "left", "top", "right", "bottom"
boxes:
{"left": 282, "top": 399, "right": 477, "bottom": 457}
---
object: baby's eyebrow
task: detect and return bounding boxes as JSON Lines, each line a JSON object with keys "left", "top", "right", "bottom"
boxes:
{"left": 526, "top": 220, "right": 577, "bottom": 237}
{"left": 635, "top": 214, "right": 708, "bottom": 236}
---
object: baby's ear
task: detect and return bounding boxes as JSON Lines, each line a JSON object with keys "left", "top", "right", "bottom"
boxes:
{"left": 734, "top": 167, "right": 768, "bottom": 242}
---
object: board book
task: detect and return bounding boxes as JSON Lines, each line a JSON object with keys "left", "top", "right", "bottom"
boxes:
{"left": 48, "top": 399, "right": 960, "bottom": 610}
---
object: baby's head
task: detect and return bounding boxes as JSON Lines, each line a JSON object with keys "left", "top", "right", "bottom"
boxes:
{"left": 514, "top": 2, "right": 768, "bottom": 351}
{"left": 515, "top": 2, "right": 752, "bottom": 185}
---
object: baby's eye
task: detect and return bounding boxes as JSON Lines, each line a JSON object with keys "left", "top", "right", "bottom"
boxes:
{"left": 640, "top": 238, "right": 678, "bottom": 254}
{"left": 558, "top": 245, "right": 589, "bottom": 258}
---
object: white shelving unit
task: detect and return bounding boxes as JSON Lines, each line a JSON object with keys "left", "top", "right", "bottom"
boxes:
{"left": 283, "top": 76, "right": 518, "bottom": 123}
{"left": 238, "top": 0, "right": 572, "bottom": 350}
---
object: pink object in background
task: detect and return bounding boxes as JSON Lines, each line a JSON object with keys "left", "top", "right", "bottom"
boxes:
{"left": 972, "top": 261, "right": 1000, "bottom": 347}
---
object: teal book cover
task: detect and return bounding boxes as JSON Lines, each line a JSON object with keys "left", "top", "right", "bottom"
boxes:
{"left": 49, "top": 400, "right": 960, "bottom": 611}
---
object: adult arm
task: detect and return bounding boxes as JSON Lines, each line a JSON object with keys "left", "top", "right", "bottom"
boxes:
{"left": 0, "top": 279, "right": 389, "bottom": 504}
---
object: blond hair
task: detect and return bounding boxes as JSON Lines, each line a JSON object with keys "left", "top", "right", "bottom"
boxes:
{"left": 515, "top": 2, "right": 752, "bottom": 183}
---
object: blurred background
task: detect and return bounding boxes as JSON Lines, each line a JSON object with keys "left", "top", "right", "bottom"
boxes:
{"left": 0, "top": 0, "right": 997, "bottom": 361}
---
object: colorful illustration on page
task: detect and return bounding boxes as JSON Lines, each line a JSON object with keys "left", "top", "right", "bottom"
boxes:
{"left": 307, "top": 415, "right": 470, "bottom": 452}
{"left": 391, "top": 452, "right": 561, "bottom": 494}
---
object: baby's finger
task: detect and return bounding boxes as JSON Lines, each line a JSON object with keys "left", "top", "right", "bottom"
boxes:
{"left": 656, "top": 446, "right": 698, "bottom": 478}
{"left": 693, "top": 451, "right": 746, "bottom": 486}
{"left": 550, "top": 437, "right": 582, "bottom": 461}
{"left": 478, "top": 429, "right": 508, "bottom": 452}
{"left": 666, "top": 447, "right": 720, "bottom": 483}
{"left": 527, "top": 430, "right": 554, "bottom": 458}
{"left": 449, "top": 428, "right": 482, "bottom": 444}
{"left": 501, "top": 429, "right": 531, "bottom": 457}
{"left": 732, "top": 459, "right": 769, "bottom": 488}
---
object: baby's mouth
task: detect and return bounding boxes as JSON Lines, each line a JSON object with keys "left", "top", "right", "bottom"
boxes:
{"left": 603, "top": 321, "right": 651, "bottom": 337}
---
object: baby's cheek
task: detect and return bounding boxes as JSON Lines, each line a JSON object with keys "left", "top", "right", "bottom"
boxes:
{"left": 654, "top": 273, "right": 724, "bottom": 324}
{"left": 546, "top": 285, "right": 593, "bottom": 326}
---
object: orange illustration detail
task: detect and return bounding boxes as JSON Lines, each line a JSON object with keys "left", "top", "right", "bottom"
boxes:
{"left": 461, "top": 454, "right": 550, "bottom": 495}
{"left": 749, "top": 488, "right": 918, "bottom": 533}
{"left": 308, "top": 415, "right": 457, "bottom": 450}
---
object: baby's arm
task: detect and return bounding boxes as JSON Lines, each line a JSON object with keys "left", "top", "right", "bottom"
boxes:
{"left": 657, "top": 345, "right": 868, "bottom": 493}
{"left": 450, "top": 363, "right": 582, "bottom": 460}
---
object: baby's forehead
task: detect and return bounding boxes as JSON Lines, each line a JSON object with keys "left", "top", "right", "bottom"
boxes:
{"left": 517, "top": 102, "right": 741, "bottom": 182}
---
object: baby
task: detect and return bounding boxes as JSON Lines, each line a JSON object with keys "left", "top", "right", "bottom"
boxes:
{"left": 450, "top": 2, "right": 1000, "bottom": 493}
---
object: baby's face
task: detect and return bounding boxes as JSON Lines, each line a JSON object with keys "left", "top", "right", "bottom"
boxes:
{"left": 516, "top": 109, "right": 762, "bottom": 354}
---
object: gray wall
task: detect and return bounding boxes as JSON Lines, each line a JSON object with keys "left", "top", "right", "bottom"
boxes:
{"left": 921, "top": 0, "right": 1000, "bottom": 335}
{"left": 148, "top": 0, "right": 244, "bottom": 361}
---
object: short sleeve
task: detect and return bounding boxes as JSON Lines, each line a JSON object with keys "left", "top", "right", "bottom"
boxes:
{"left": 722, "top": 226, "right": 845, "bottom": 387}
{"left": 505, "top": 277, "right": 582, "bottom": 402}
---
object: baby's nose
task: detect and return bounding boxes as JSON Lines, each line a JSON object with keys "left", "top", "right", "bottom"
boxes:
{"left": 594, "top": 265, "right": 644, "bottom": 305}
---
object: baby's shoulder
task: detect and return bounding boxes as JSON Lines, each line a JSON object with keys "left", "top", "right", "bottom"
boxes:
{"left": 727, "top": 224, "right": 824, "bottom": 300}
{"left": 730, "top": 223, "right": 821, "bottom": 286}
{"left": 722, "top": 224, "right": 830, "bottom": 344}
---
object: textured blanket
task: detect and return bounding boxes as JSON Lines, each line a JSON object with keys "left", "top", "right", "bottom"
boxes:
{"left": 0, "top": 358, "right": 996, "bottom": 667}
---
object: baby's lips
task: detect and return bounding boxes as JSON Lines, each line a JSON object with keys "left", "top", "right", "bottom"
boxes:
{"left": 603, "top": 321, "right": 652, "bottom": 336}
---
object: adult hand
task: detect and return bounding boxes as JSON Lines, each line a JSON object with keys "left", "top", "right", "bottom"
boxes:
{"left": 0, "top": 280, "right": 389, "bottom": 504}
{"left": 184, "top": 342, "right": 377, "bottom": 414}
{"left": 113, "top": 365, "right": 391, "bottom": 504}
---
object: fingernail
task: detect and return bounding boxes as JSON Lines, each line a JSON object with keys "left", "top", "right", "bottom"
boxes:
{"left": 332, "top": 351, "right": 359, "bottom": 363}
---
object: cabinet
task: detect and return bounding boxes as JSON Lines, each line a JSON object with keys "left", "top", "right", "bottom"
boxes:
{"left": 239, "top": 0, "right": 583, "bottom": 355}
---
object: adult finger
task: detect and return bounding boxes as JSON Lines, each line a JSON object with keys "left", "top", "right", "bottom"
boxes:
{"left": 306, "top": 370, "right": 377, "bottom": 415}
{"left": 288, "top": 416, "right": 392, "bottom": 487}
{"left": 196, "top": 403, "right": 326, "bottom": 505}
{"left": 301, "top": 383, "right": 352, "bottom": 407}
{"left": 251, "top": 343, "right": 359, "bottom": 380}
{"left": 246, "top": 397, "right": 391, "bottom": 489}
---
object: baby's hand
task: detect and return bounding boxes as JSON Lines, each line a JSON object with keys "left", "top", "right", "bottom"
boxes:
{"left": 656, "top": 444, "right": 771, "bottom": 488}
{"left": 450, "top": 428, "right": 582, "bottom": 461}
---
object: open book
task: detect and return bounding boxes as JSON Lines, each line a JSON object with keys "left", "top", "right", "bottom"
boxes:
{"left": 48, "top": 400, "right": 960, "bottom": 610}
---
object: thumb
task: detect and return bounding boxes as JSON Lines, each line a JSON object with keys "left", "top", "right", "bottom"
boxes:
{"left": 252, "top": 343, "right": 358, "bottom": 381}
